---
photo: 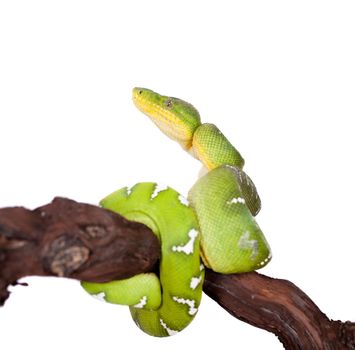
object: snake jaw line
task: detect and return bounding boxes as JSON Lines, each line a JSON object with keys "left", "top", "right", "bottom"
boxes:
{"left": 133, "top": 89, "right": 186, "bottom": 143}
{"left": 132, "top": 87, "right": 201, "bottom": 150}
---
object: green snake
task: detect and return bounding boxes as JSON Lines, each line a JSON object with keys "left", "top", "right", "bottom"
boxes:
{"left": 81, "top": 88, "right": 271, "bottom": 337}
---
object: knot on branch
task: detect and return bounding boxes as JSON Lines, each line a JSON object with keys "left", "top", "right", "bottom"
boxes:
{"left": 42, "top": 235, "right": 90, "bottom": 277}
{"left": 80, "top": 224, "right": 107, "bottom": 239}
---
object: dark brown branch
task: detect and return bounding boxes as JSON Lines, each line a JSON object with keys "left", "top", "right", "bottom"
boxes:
{"left": 0, "top": 197, "right": 160, "bottom": 304}
{"left": 0, "top": 198, "right": 354, "bottom": 349}
{"left": 204, "top": 270, "right": 355, "bottom": 349}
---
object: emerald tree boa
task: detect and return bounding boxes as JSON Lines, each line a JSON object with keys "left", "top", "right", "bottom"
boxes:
{"left": 81, "top": 88, "right": 271, "bottom": 337}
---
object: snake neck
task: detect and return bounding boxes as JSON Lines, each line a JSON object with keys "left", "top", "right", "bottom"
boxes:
{"left": 190, "top": 123, "right": 245, "bottom": 171}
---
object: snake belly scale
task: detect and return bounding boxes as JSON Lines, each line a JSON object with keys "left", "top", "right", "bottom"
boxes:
{"left": 81, "top": 88, "right": 271, "bottom": 337}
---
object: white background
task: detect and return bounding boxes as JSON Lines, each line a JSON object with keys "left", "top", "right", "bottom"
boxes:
{"left": 0, "top": 1, "right": 354, "bottom": 349}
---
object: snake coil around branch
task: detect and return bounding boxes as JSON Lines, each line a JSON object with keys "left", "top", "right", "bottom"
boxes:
{"left": 0, "top": 197, "right": 354, "bottom": 349}
{"left": 80, "top": 88, "right": 274, "bottom": 336}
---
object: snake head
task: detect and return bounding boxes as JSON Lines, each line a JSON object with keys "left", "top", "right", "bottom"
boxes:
{"left": 132, "top": 87, "right": 201, "bottom": 150}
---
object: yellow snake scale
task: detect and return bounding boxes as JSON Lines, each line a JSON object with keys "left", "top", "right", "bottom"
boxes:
{"left": 81, "top": 87, "right": 272, "bottom": 337}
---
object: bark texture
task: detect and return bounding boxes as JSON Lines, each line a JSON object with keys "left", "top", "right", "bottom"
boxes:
{"left": 0, "top": 197, "right": 160, "bottom": 304}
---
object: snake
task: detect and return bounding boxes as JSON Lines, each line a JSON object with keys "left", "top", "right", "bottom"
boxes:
{"left": 81, "top": 87, "right": 272, "bottom": 337}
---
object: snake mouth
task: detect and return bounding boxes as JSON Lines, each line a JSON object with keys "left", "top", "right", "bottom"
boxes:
{"left": 132, "top": 88, "right": 159, "bottom": 116}
{"left": 132, "top": 87, "right": 158, "bottom": 115}
{"left": 132, "top": 87, "right": 146, "bottom": 104}
{"left": 132, "top": 87, "right": 193, "bottom": 150}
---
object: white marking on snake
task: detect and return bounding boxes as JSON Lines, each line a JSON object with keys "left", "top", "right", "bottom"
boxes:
{"left": 178, "top": 194, "right": 189, "bottom": 206}
{"left": 200, "top": 264, "right": 204, "bottom": 271}
{"left": 160, "top": 318, "right": 179, "bottom": 336}
{"left": 190, "top": 275, "right": 203, "bottom": 290}
{"left": 151, "top": 184, "right": 168, "bottom": 199}
{"left": 238, "top": 231, "right": 259, "bottom": 260}
{"left": 227, "top": 197, "right": 245, "bottom": 205}
{"left": 91, "top": 292, "right": 106, "bottom": 301}
{"left": 133, "top": 295, "right": 147, "bottom": 308}
{"left": 126, "top": 186, "right": 133, "bottom": 196}
{"left": 172, "top": 229, "right": 198, "bottom": 255}
{"left": 172, "top": 296, "right": 198, "bottom": 315}
{"left": 258, "top": 253, "right": 272, "bottom": 267}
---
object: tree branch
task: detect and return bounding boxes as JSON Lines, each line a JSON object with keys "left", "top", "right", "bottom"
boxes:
{"left": 204, "top": 270, "right": 355, "bottom": 349}
{"left": 0, "top": 197, "right": 354, "bottom": 349}
{"left": 0, "top": 197, "right": 160, "bottom": 304}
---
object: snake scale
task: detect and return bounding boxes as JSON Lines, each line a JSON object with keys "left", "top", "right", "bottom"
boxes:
{"left": 81, "top": 87, "right": 272, "bottom": 337}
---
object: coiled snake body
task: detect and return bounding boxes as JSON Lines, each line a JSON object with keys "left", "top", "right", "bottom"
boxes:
{"left": 82, "top": 88, "right": 271, "bottom": 337}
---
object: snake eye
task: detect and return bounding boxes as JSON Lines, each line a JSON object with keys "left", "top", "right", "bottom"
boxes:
{"left": 165, "top": 99, "right": 173, "bottom": 108}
